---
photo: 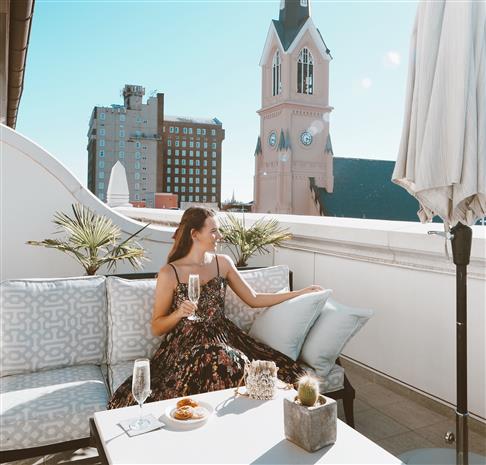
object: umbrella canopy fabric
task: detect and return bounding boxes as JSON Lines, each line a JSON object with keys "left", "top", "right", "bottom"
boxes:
{"left": 392, "top": 1, "right": 486, "bottom": 226}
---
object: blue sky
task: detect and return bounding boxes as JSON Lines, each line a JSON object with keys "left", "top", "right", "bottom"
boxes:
{"left": 17, "top": 0, "right": 418, "bottom": 202}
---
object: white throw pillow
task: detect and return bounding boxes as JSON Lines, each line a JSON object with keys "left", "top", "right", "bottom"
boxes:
{"left": 224, "top": 265, "right": 290, "bottom": 332}
{"left": 249, "top": 290, "right": 332, "bottom": 361}
{"left": 300, "top": 297, "right": 374, "bottom": 377}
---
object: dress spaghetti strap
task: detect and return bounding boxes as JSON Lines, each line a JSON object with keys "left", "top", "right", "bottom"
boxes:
{"left": 169, "top": 263, "right": 181, "bottom": 284}
{"left": 215, "top": 254, "right": 220, "bottom": 277}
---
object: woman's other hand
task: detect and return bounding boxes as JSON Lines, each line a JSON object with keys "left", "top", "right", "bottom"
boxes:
{"left": 175, "top": 300, "right": 198, "bottom": 319}
{"left": 299, "top": 284, "right": 324, "bottom": 295}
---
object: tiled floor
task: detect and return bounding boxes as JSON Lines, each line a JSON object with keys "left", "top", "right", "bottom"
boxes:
{"left": 9, "top": 360, "right": 486, "bottom": 464}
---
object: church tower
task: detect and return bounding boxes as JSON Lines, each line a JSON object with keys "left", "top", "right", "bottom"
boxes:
{"left": 253, "top": 0, "right": 334, "bottom": 215}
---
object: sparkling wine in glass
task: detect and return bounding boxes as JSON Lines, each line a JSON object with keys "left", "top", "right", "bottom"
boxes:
{"left": 187, "top": 274, "right": 201, "bottom": 321}
{"left": 130, "top": 358, "right": 151, "bottom": 431}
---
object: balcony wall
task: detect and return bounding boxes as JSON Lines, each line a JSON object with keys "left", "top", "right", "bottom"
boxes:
{"left": 0, "top": 124, "right": 170, "bottom": 280}
{"left": 2, "top": 123, "right": 485, "bottom": 422}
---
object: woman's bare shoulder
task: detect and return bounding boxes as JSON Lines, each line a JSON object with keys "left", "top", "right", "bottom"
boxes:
{"left": 216, "top": 254, "right": 236, "bottom": 275}
{"left": 158, "top": 264, "right": 177, "bottom": 285}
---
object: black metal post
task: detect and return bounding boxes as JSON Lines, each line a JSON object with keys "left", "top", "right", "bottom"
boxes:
{"left": 450, "top": 222, "right": 473, "bottom": 465}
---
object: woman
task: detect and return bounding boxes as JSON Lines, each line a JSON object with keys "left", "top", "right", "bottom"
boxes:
{"left": 108, "top": 207, "right": 323, "bottom": 408}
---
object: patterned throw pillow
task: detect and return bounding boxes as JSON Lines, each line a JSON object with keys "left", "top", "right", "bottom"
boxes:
{"left": 224, "top": 265, "right": 290, "bottom": 332}
{"left": 106, "top": 277, "right": 164, "bottom": 364}
{"left": 0, "top": 276, "right": 107, "bottom": 376}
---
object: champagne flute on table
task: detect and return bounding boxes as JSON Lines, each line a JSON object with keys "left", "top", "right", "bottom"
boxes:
{"left": 130, "top": 358, "right": 151, "bottom": 431}
{"left": 187, "top": 274, "right": 201, "bottom": 321}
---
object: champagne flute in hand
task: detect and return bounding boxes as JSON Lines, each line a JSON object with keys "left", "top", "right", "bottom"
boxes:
{"left": 187, "top": 274, "right": 201, "bottom": 321}
{"left": 130, "top": 358, "right": 151, "bottom": 431}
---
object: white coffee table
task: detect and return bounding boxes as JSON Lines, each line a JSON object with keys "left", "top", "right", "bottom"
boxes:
{"left": 92, "top": 388, "right": 403, "bottom": 464}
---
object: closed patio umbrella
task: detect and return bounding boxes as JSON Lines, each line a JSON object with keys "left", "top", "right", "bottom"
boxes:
{"left": 392, "top": 1, "right": 485, "bottom": 464}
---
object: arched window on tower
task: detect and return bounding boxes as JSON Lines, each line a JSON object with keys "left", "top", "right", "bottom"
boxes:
{"left": 272, "top": 50, "right": 281, "bottom": 96}
{"left": 297, "top": 47, "right": 314, "bottom": 95}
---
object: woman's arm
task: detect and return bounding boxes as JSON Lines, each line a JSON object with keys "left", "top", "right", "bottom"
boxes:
{"left": 220, "top": 255, "right": 323, "bottom": 308}
{"left": 151, "top": 266, "right": 197, "bottom": 336}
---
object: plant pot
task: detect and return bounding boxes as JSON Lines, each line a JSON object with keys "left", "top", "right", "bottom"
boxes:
{"left": 283, "top": 394, "right": 337, "bottom": 452}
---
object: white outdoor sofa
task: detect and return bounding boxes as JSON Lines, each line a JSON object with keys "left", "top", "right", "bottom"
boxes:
{"left": 0, "top": 265, "right": 371, "bottom": 462}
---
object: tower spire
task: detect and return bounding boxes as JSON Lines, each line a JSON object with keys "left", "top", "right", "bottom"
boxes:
{"left": 274, "top": 0, "right": 311, "bottom": 51}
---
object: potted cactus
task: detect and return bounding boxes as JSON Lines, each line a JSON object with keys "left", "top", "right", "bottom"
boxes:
{"left": 283, "top": 375, "right": 337, "bottom": 452}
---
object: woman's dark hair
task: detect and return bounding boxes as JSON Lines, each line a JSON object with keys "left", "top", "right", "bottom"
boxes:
{"left": 167, "top": 207, "right": 216, "bottom": 263}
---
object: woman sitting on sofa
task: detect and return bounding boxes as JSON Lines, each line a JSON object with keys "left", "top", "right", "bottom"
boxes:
{"left": 108, "top": 206, "right": 322, "bottom": 408}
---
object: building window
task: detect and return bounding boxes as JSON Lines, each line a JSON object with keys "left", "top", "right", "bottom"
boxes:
{"left": 175, "top": 177, "right": 179, "bottom": 183}
{"left": 135, "top": 151, "right": 141, "bottom": 159}
{"left": 167, "top": 167, "right": 171, "bottom": 174}
{"left": 203, "top": 169, "right": 207, "bottom": 175}
{"left": 181, "top": 195, "right": 186, "bottom": 201}
{"left": 211, "top": 129, "right": 216, "bottom": 136}
{"left": 188, "top": 128, "right": 193, "bottom": 134}
{"left": 120, "top": 114, "right": 126, "bottom": 122}
{"left": 99, "top": 161, "right": 105, "bottom": 168}
{"left": 203, "top": 187, "right": 207, "bottom": 193}
{"left": 189, "top": 177, "right": 193, "bottom": 184}
{"left": 272, "top": 50, "right": 282, "bottom": 96}
{"left": 189, "top": 169, "right": 194, "bottom": 175}
{"left": 211, "top": 143, "right": 216, "bottom": 149}
{"left": 182, "top": 159, "right": 186, "bottom": 166}
{"left": 174, "top": 186, "right": 179, "bottom": 193}
{"left": 181, "top": 186, "right": 186, "bottom": 193}
{"left": 167, "top": 149, "right": 172, "bottom": 156}
{"left": 202, "top": 129, "right": 206, "bottom": 135}
{"left": 196, "top": 169, "right": 200, "bottom": 175}
{"left": 196, "top": 160, "right": 200, "bottom": 166}
{"left": 135, "top": 161, "right": 141, "bottom": 169}
{"left": 190, "top": 141, "right": 194, "bottom": 148}
{"left": 196, "top": 142, "right": 200, "bottom": 148}
{"left": 212, "top": 169, "right": 216, "bottom": 176}
{"left": 183, "top": 127, "right": 188, "bottom": 134}
{"left": 167, "top": 158, "right": 171, "bottom": 165}
{"left": 99, "top": 112, "right": 105, "bottom": 120}
{"left": 175, "top": 140, "right": 180, "bottom": 147}
{"left": 175, "top": 159, "right": 179, "bottom": 165}
{"left": 119, "top": 141, "right": 125, "bottom": 148}
{"left": 119, "top": 130, "right": 125, "bottom": 138}
{"left": 135, "top": 183, "right": 140, "bottom": 190}
{"left": 167, "top": 186, "right": 171, "bottom": 192}
{"left": 170, "top": 126, "right": 174, "bottom": 133}
{"left": 182, "top": 150, "right": 186, "bottom": 156}
{"left": 175, "top": 150, "right": 179, "bottom": 156}
{"left": 196, "top": 178, "right": 200, "bottom": 184}
{"left": 174, "top": 168, "right": 179, "bottom": 174}
{"left": 195, "top": 195, "right": 199, "bottom": 201}
{"left": 212, "top": 151, "right": 216, "bottom": 158}
{"left": 212, "top": 179, "right": 216, "bottom": 185}
{"left": 175, "top": 127, "right": 179, "bottom": 134}
{"left": 100, "top": 140, "right": 105, "bottom": 147}
{"left": 297, "top": 47, "right": 314, "bottom": 94}
{"left": 212, "top": 187, "right": 216, "bottom": 193}
{"left": 189, "top": 159, "right": 194, "bottom": 166}
{"left": 181, "top": 168, "right": 186, "bottom": 174}
{"left": 181, "top": 177, "right": 186, "bottom": 183}
{"left": 197, "top": 128, "right": 201, "bottom": 135}
{"left": 99, "top": 128, "right": 106, "bottom": 136}
{"left": 190, "top": 150, "right": 194, "bottom": 157}
{"left": 136, "top": 141, "right": 141, "bottom": 148}
{"left": 212, "top": 196, "right": 216, "bottom": 202}
{"left": 212, "top": 160, "right": 217, "bottom": 167}
{"left": 204, "top": 142, "right": 208, "bottom": 149}
{"left": 99, "top": 150, "right": 105, "bottom": 157}
{"left": 135, "top": 172, "right": 141, "bottom": 180}
{"left": 167, "top": 140, "right": 172, "bottom": 147}
{"left": 203, "top": 178, "right": 207, "bottom": 184}
{"left": 182, "top": 140, "right": 186, "bottom": 148}
{"left": 135, "top": 194, "right": 140, "bottom": 201}
{"left": 189, "top": 186, "right": 193, "bottom": 193}
{"left": 203, "top": 151, "right": 207, "bottom": 158}
{"left": 99, "top": 172, "right": 104, "bottom": 179}
{"left": 204, "top": 160, "right": 208, "bottom": 167}
{"left": 119, "top": 151, "right": 125, "bottom": 158}
{"left": 166, "top": 177, "right": 171, "bottom": 184}
{"left": 99, "top": 182, "right": 105, "bottom": 189}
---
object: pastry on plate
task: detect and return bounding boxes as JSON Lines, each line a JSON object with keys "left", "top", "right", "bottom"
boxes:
{"left": 176, "top": 397, "right": 199, "bottom": 408}
{"left": 173, "top": 406, "right": 193, "bottom": 420}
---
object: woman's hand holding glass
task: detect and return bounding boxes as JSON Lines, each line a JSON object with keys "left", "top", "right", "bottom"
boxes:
{"left": 176, "top": 300, "right": 198, "bottom": 319}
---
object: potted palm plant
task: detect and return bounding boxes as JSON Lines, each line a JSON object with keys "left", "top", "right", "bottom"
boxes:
{"left": 27, "top": 203, "right": 149, "bottom": 275}
{"left": 218, "top": 213, "right": 292, "bottom": 268}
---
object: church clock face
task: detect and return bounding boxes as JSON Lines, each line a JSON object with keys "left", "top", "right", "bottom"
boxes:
{"left": 268, "top": 131, "right": 277, "bottom": 147}
{"left": 300, "top": 131, "right": 313, "bottom": 146}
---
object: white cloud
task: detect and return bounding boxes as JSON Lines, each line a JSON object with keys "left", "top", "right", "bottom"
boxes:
{"left": 384, "top": 51, "right": 401, "bottom": 68}
{"left": 361, "top": 78, "right": 373, "bottom": 89}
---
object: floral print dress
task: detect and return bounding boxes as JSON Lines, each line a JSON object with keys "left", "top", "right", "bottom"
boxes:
{"left": 108, "top": 257, "right": 305, "bottom": 409}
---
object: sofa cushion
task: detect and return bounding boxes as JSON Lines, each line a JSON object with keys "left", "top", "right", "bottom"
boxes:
{"left": 300, "top": 297, "right": 374, "bottom": 377}
{"left": 0, "top": 365, "right": 109, "bottom": 450}
{"left": 249, "top": 290, "right": 332, "bottom": 361}
{"left": 0, "top": 276, "right": 107, "bottom": 376}
{"left": 300, "top": 362, "right": 345, "bottom": 394}
{"left": 224, "top": 265, "right": 290, "bottom": 332}
{"left": 106, "top": 277, "right": 163, "bottom": 365}
{"left": 108, "top": 361, "right": 134, "bottom": 394}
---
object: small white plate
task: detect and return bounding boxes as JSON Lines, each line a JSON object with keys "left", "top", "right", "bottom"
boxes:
{"left": 163, "top": 401, "right": 213, "bottom": 430}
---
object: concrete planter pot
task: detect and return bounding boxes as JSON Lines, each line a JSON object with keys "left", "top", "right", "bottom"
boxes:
{"left": 284, "top": 394, "right": 337, "bottom": 452}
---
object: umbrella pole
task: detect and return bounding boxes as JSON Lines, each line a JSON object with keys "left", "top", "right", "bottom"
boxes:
{"left": 450, "top": 222, "right": 473, "bottom": 465}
